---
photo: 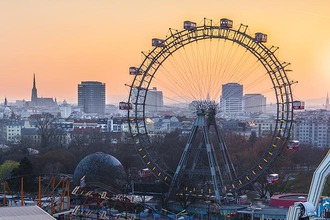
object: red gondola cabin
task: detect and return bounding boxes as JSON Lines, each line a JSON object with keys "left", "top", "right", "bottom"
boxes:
{"left": 152, "top": 38, "right": 165, "bottom": 47}
{"left": 287, "top": 140, "right": 299, "bottom": 150}
{"left": 119, "top": 102, "right": 132, "bottom": 110}
{"left": 138, "top": 168, "right": 152, "bottom": 178}
{"left": 266, "top": 173, "right": 279, "bottom": 184}
{"left": 129, "top": 67, "right": 142, "bottom": 75}
{"left": 293, "top": 101, "right": 305, "bottom": 110}
{"left": 255, "top": 33, "right": 267, "bottom": 43}
{"left": 184, "top": 21, "right": 197, "bottom": 31}
{"left": 220, "top": 18, "right": 233, "bottom": 28}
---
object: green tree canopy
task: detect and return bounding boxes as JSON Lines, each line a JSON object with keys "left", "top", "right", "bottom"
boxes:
{"left": 9, "top": 157, "right": 35, "bottom": 192}
{"left": 0, "top": 160, "right": 19, "bottom": 180}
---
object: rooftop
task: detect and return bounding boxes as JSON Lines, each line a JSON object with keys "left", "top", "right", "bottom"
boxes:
{"left": 0, "top": 206, "right": 55, "bottom": 220}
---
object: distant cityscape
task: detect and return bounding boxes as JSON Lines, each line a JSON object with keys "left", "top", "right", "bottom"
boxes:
{"left": 0, "top": 75, "right": 329, "bottom": 149}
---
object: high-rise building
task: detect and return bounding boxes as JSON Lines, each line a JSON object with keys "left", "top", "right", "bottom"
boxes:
{"left": 78, "top": 81, "right": 105, "bottom": 115}
{"left": 145, "top": 87, "right": 164, "bottom": 113}
{"left": 243, "top": 94, "right": 266, "bottom": 113}
{"left": 293, "top": 110, "right": 330, "bottom": 148}
{"left": 220, "top": 83, "right": 243, "bottom": 115}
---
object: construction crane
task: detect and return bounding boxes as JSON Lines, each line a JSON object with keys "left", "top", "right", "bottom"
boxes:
{"left": 286, "top": 150, "right": 330, "bottom": 220}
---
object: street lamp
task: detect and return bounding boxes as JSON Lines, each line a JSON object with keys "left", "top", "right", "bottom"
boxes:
{"left": 250, "top": 207, "right": 256, "bottom": 220}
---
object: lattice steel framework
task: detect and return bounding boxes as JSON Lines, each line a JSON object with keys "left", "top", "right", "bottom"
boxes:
{"left": 127, "top": 18, "right": 294, "bottom": 195}
{"left": 165, "top": 101, "right": 238, "bottom": 204}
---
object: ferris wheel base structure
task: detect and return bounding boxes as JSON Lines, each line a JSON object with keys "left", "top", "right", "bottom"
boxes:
{"left": 165, "top": 101, "right": 237, "bottom": 204}
{"left": 126, "top": 18, "right": 298, "bottom": 204}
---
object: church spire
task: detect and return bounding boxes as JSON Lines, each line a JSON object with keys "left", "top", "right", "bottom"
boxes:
{"left": 33, "top": 73, "right": 36, "bottom": 88}
{"left": 31, "top": 73, "right": 38, "bottom": 103}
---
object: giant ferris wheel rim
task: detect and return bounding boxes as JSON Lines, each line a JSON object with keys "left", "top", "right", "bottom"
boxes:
{"left": 127, "top": 18, "right": 294, "bottom": 191}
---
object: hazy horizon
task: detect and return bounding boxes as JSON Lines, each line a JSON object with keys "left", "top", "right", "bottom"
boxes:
{"left": 1, "top": 1, "right": 330, "bottom": 104}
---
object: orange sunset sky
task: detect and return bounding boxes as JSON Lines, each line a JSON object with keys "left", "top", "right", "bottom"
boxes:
{"left": 0, "top": 0, "right": 330, "bottom": 105}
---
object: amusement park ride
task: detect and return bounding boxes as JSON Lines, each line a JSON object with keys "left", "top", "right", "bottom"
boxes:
{"left": 123, "top": 17, "right": 304, "bottom": 205}
{"left": 121, "top": 18, "right": 330, "bottom": 220}
{"left": 286, "top": 150, "right": 330, "bottom": 220}
{"left": 2, "top": 176, "right": 71, "bottom": 214}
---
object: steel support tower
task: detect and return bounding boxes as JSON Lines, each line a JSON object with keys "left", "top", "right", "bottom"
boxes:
{"left": 166, "top": 101, "right": 237, "bottom": 204}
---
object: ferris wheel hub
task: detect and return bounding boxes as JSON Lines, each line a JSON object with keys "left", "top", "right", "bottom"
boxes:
{"left": 195, "top": 100, "right": 218, "bottom": 114}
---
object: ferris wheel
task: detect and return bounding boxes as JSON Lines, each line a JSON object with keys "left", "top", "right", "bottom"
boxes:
{"left": 125, "top": 18, "right": 296, "bottom": 202}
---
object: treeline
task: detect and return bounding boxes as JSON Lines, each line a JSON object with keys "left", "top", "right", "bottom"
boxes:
{"left": 0, "top": 130, "right": 328, "bottom": 195}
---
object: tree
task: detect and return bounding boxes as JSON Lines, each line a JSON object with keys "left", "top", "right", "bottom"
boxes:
{"left": 31, "top": 149, "right": 77, "bottom": 175}
{"left": 70, "top": 133, "right": 90, "bottom": 149}
{"left": 248, "top": 131, "right": 257, "bottom": 148}
{"left": 156, "top": 129, "right": 186, "bottom": 171}
{"left": 9, "top": 157, "right": 35, "bottom": 192}
{"left": 37, "top": 113, "right": 62, "bottom": 149}
{"left": 0, "top": 160, "right": 19, "bottom": 181}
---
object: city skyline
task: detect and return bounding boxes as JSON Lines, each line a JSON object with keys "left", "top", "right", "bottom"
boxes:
{"left": 1, "top": 1, "right": 330, "bottom": 104}
{"left": 4, "top": 74, "right": 329, "bottom": 109}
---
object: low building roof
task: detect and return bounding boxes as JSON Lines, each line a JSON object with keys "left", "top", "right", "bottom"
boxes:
{"left": 73, "top": 127, "right": 101, "bottom": 134}
{"left": 0, "top": 205, "right": 55, "bottom": 220}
